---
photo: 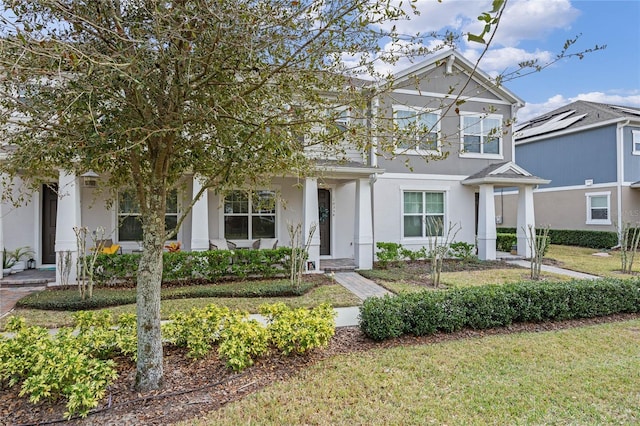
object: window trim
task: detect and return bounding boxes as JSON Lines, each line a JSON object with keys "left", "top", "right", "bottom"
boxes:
{"left": 393, "top": 105, "right": 441, "bottom": 156}
{"left": 116, "top": 189, "right": 180, "bottom": 243}
{"left": 401, "top": 190, "right": 447, "bottom": 240}
{"left": 585, "top": 191, "right": 611, "bottom": 225}
{"left": 632, "top": 130, "right": 640, "bottom": 155}
{"left": 222, "top": 189, "right": 278, "bottom": 241}
{"left": 458, "top": 112, "right": 504, "bottom": 159}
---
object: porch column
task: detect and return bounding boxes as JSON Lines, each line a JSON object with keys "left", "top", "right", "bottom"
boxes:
{"left": 55, "top": 170, "right": 81, "bottom": 285}
{"left": 303, "top": 177, "right": 320, "bottom": 271}
{"left": 190, "top": 175, "right": 209, "bottom": 251}
{"left": 354, "top": 177, "right": 374, "bottom": 269}
{"left": 477, "top": 184, "right": 497, "bottom": 260}
{"left": 516, "top": 185, "right": 535, "bottom": 258}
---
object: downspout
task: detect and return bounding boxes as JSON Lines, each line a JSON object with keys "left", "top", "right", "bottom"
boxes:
{"left": 617, "top": 120, "right": 630, "bottom": 240}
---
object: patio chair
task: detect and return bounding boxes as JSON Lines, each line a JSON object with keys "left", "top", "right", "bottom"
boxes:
{"left": 209, "top": 239, "right": 237, "bottom": 250}
{"left": 252, "top": 238, "right": 278, "bottom": 250}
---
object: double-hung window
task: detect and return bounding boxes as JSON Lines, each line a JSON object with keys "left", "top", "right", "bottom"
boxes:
{"left": 117, "top": 189, "right": 178, "bottom": 241}
{"left": 586, "top": 192, "right": 611, "bottom": 225}
{"left": 633, "top": 130, "right": 640, "bottom": 155}
{"left": 394, "top": 106, "right": 439, "bottom": 153}
{"left": 403, "top": 191, "right": 445, "bottom": 238}
{"left": 224, "top": 190, "right": 276, "bottom": 239}
{"left": 460, "top": 114, "right": 502, "bottom": 156}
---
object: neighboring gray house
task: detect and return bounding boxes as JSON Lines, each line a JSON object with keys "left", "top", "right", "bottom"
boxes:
{"left": 498, "top": 101, "right": 640, "bottom": 237}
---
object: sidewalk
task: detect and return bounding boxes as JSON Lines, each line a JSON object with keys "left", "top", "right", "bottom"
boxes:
{"left": 505, "top": 260, "right": 600, "bottom": 280}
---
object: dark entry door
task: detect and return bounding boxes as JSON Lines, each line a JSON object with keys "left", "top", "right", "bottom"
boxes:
{"left": 318, "top": 189, "right": 331, "bottom": 255}
{"left": 42, "top": 184, "right": 58, "bottom": 264}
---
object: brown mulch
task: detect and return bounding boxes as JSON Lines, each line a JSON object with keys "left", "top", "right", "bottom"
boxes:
{"left": 2, "top": 313, "right": 639, "bottom": 426}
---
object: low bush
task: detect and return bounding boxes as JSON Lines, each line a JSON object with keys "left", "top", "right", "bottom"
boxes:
{"left": 497, "top": 233, "right": 549, "bottom": 255}
{"left": 218, "top": 312, "right": 270, "bottom": 371}
{"left": 359, "top": 278, "right": 640, "bottom": 341}
{"left": 498, "top": 227, "right": 618, "bottom": 249}
{"left": 93, "top": 247, "right": 294, "bottom": 285}
{"left": 17, "top": 279, "right": 318, "bottom": 311}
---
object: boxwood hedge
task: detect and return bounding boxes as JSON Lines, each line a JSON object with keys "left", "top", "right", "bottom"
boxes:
{"left": 360, "top": 278, "right": 640, "bottom": 341}
{"left": 498, "top": 227, "right": 618, "bottom": 249}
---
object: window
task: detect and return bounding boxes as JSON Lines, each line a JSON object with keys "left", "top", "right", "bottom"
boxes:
{"left": 394, "top": 106, "right": 439, "bottom": 153}
{"left": 460, "top": 114, "right": 502, "bottom": 156}
{"left": 403, "top": 191, "right": 445, "bottom": 238}
{"left": 118, "top": 190, "right": 178, "bottom": 241}
{"left": 586, "top": 192, "right": 611, "bottom": 225}
{"left": 633, "top": 130, "right": 640, "bottom": 155}
{"left": 224, "top": 190, "right": 276, "bottom": 239}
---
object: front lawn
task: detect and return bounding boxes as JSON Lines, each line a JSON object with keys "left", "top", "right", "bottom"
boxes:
{"left": 545, "top": 244, "right": 639, "bottom": 277}
{"left": 191, "top": 318, "right": 640, "bottom": 425}
{"left": 360, "top": 259, "right": 566, "bottom": 293}
{"left": 1, "top": 277, "right": 360, "bottom": 330}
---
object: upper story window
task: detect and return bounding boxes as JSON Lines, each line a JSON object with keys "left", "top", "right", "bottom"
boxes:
{"left": 118, "top": 189, "right": 178, "bottom": 241}
{"left": 585, "top": 191, "right": 611, "bottom": 225}
{"left": 632, "top": 130, "right": 640, "bottom": 155}
{"left": 224, "top": 190, "right": 276, "bottom": 240}
{"left": 460, "top": 114, "right": 503, "bottom": 158}
{"left": 393, "top": 106, "right": 439, "bottom": 154}
{"left": 403, "top": 191, "right": 445, "bottom": 238}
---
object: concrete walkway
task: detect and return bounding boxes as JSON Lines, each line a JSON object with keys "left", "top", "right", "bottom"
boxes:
{"left": 331, "top": 272, "right": 392, "bottom": 300}
{"left": 505, "top": 260, "right": 600, "bottom": 280}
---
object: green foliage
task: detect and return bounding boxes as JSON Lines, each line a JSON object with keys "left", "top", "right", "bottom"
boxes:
{"left": 401, "top": 246, "right": 428, "bottom": 262}
{"left": 163, "top": 304, "right": 230, "bottom": 359}
{"left": 496, "top": 233, "right": 517, "bottom": 252}
{"left": 448, "top": 241, "right": 476, "bottom": 260}
{"left": 0, "top": 316, "right": 119, "bottom": 419}
{"left": 260, "top": 302, "right": 336, "bottom": 355}
{"left": 499, "top": 228, "right": 618, "bottom": 249}
{"left": 17, "top": 277, "right": 317, "bottom": 311}
{"left": 359, "top": 278, "right": 640, "bottom": 341}
{"left": 375, "top": 242, "right": 404, "bottom": 268}
{"left": 218, "top": 312, "right": 270, "bottom": 371}
{"left": 93, "top": 248, "right": 294, "bottom": 285}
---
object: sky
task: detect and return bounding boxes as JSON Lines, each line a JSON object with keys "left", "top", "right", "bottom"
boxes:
{"left": 372, "top": 0, "right": 640, "bottom": 122}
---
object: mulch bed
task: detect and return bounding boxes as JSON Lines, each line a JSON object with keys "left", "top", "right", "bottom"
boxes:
{"left": 2, "top": 312, "right": 639, "bottom": 425}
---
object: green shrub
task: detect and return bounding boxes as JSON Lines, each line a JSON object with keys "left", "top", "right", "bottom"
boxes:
{"left": 93, "top": 247, "right": 294, "bottom": 285}
{"left": 260, "top": 302, "right": 336, "bottom": 355}
{"left": 359, "top": 278, "right": 640, "bottom": 341}
{"left": 218, "top": 312, "right": 270, "bottom": 371}
{"left": 448, "top": 241, "right": 476, "bottom": 260}
{"left": 497, "top": 233, "right": 517, "bottom": 252}
{"left": 163, "top": 304, "right": 230, "bottom": 359}
{"left": 498, "top": 228, "right": 618, "bottom": 249}
{"left": 0, "top": 316, "right": 119, "bottom": 419}
{"left": 375, "top": 242, "right": 404, "bottom": 268}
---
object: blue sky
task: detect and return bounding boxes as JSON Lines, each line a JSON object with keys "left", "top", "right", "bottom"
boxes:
{"left": 370, "top": 0, "right": 640, "bottom": 121}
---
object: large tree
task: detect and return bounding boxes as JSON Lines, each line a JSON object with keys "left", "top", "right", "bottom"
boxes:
{"left": 0, "top": 0, "right": 598, "bottom": 391}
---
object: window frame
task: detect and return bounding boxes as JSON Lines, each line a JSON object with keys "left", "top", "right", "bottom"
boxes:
{"left": 459, "top": 112, "right": 504, "bottom": 159}
{"left": 585, "top": 191, "right": 611, "bottom": 225}
{"left": 401, "top": 190, "right": 446, "bottom": 239}
{"left": 116, "top": 189, "right": 179, "bottom": 242}
{"left": 223, "top": 190, "right": 277, "bottom": 241}
{"left": 393, "top": 105, "right": 441, "bottom": 155}
{"left": 632, "top": 130, "right": 640, "bottom": 155}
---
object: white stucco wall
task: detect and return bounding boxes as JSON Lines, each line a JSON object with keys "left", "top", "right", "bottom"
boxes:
{"left": 372, "top": 174, "right": 477, "bottom": 257}
{"left": 2, "top": 176, "right": 38, "bottom": 262}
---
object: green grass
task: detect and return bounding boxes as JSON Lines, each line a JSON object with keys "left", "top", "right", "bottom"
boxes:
{"left": 360, "top": 267, "right": 566, "bottom": 294}
{"left": 187, "top": 318, "right": 640, "bottom": 425}
{"left": 0, "top": 284, "right": 360, "bottom": 330}
{"left": 546, "top": 244, "right": 639, "bottom": 277}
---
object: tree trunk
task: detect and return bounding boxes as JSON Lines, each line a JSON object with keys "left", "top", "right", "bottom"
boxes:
{"left": 135, "top": 193, "right": 166, "bottom": 391}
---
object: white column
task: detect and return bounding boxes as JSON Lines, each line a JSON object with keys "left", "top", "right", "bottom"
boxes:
{"left": 55, "top": 170, "right": 81, "bottom": 285}
{"left": 190, "top": 175, "right": 210, "bottom": 251}
{"left": 303, "top": 178, "right": 320, "bottom": 272}
{"left": 517, "top": 185, "right": 535, "bottom": 258}
{"left": 354, "top": 178, "right": 374, "bottom": 269}
{"left": 477, "top": 184, "right": 497, "bottom": 260}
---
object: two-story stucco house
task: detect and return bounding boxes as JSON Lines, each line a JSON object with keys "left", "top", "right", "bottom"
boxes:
{"left": 499, "top": 101, "right": 640, "bottom": 238}
{"left": 0, "top": 50, "right": 547, "bottom": 283}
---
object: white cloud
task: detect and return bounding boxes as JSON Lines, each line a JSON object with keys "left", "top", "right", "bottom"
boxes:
{"left": 462, "top": 47, "right": 554, "bottom": 77}
{"left": 517, "top": 91, "right": 640, "bottom": 122}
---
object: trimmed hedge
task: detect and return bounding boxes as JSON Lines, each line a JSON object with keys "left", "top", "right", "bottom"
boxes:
{"left": 359, "top": 278, "right": 640, "bottom": 341}
{"left": 17, "top": 279, "right": 316, "bottom": 311}
{"left": 93, "top": 247, "right": 293, "bottom": 285}
{"left": 498, "top": 227, "right": 618, "bottom": 249}
{"left": 497, "top": 233, "right": 549, "bottom": 255}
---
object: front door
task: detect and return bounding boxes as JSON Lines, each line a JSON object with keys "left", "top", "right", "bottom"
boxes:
{"left": 42, "top": 184, "right": 58, "bottom": 264}
{"left": 318, "top": 189, "right": 331, "bottom": 255}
